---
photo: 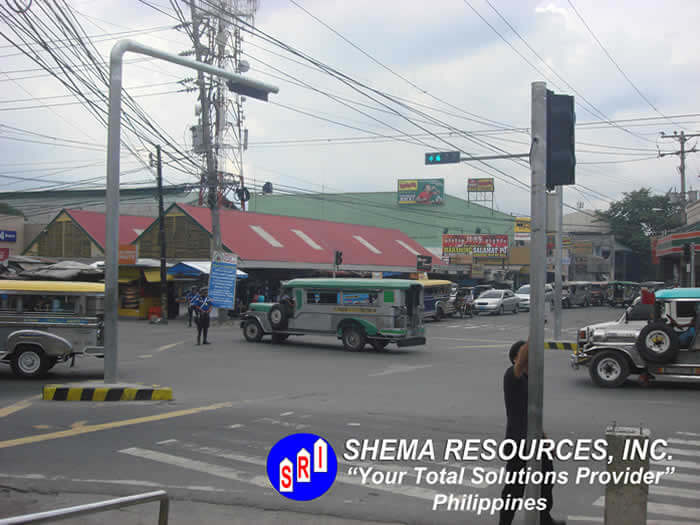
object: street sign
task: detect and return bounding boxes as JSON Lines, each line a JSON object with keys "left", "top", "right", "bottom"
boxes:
{"left": 0, "top": 230, "right": 17, "bottom": 242}
{"left": 209, "top": 251, "right": 238, "bottom": 309}
{"left": 118, "top": 244, "right": 138, "bottom": 265}
{"left": 417, "top": 254, "right": 432, "bottom": 271}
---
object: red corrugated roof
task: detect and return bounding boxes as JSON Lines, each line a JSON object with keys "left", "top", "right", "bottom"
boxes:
{"left": 66, "top": 209, "right": 154, "bottom": 248}
{"left": 177, "top": 203, "right": 434, "bottom": 270}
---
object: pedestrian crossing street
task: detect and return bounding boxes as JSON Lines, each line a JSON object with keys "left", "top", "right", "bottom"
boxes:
{"left": 113, "top": 414, "right": 700, "bottom": 524}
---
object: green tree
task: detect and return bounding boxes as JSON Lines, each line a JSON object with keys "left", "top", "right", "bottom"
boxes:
{"left": 596, "top": 188, "right": 682, "bottom": 279}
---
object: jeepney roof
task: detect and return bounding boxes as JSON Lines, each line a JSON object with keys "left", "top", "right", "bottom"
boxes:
{"left": 283, "top": 278, "right": 422, "bottom": 290}
{"left": 567, "top": 281, "right": 592, "bottom": 285}
{"left": 655, "top": 288, "right": 700, "bottom": 300}
{"left": 0, "top": 280, "right": 105, "bottom": 295}
{"left": 418, "top": 279, "right": 454, "bottom": 287}
{"left": 608, "top": 281, "right": 639, "bottom": 285}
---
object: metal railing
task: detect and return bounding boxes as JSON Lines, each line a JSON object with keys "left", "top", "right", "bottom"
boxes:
{"left": 0, "top": 490, "right": 169, "bottom": 524}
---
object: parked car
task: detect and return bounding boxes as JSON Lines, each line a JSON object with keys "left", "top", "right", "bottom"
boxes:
{"left": 473, "top": 289, "right": 519, "bottom": 315}
{"left": 515, "top": 284, "right": 553, "bottom": 311}
{"left": 472, "top": 284, "right": 493, "bottom": 299}
{"left": 572, "top": 288, "right": 700, "bottom": 387}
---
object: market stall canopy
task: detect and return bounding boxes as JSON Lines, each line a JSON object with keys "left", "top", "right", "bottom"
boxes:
{"left": 168, "top": 261, "right": 248, "bottom": 279}
{"left": 18, "top": 260, "right": 103, "bottom": 281}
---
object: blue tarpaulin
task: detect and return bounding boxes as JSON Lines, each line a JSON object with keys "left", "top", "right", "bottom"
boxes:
{"left": 167, "top": 261, "right": 247, "bottom": 279}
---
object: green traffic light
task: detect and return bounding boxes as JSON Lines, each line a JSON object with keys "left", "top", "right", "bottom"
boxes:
{"left": 436, "top": 155, "right": 441, "bottom": 162}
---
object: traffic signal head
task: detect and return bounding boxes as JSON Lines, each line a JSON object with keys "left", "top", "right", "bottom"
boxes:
{"left": 683, "top": 243, "right": 691, "bottom": 258}
{"left": 425, "top": 151, "right": 460, "bottom": 165}
{"left": 546, "top": 91, "right": 576, "bottom": 189}
{"left": 334, "top": 250, "right": 343, "bottom": 266}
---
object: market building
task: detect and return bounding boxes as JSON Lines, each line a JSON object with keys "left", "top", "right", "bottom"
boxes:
{"left": 654, "top": 194, "right": 700, "bottom": 286}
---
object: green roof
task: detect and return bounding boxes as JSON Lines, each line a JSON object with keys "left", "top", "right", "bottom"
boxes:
{"left": 247, "top": 191, "right": 516, "bottom": 247}
{"left": 284, "top": 278, "right": 422, "bottom": 290}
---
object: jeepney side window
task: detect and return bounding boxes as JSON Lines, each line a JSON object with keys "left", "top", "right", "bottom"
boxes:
{"left": 676, "top": 301, "right": 699, "bottom": 318}
{"left": 33, "top": 295, "right": 79, "bottom": 314}
{"left": 0, "top": 294, "right": 20, "bottom": 313}
{"left": 306, "top": 290, "right": 338, "bottom": 304}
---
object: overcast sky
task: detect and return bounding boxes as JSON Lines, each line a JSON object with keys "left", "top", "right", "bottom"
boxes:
{"left": 1, "top": 0, "right": 698, "bottom": 220}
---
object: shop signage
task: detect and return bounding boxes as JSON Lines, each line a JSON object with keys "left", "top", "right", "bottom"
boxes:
{"left": 0, "top": 230, "right": 17, "bottom": 242}
{"left": 416, "top": 254, "right": 432, "bottom": 270}
{"left": 467, "top": 178, "right": 494, "bottom": 192}
{"left": 0, "top": 247, "right": 8, "bottom": 266}
{"left": 514, "top": 217, "right": 531, "bottom": 242}
{"left": 442, "top": 234, "right": 508, "bottom": 258}
{"left": 209, "top": 251, "right": 238, "bottom": 309}
{"left": 397, "top": 179, "right": 445, "bottom": 205}
{"left": 118, "top": 244, "right": 138, "bottom": 265}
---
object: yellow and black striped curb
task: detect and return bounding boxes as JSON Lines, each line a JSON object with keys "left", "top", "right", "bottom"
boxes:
{"left": 545, "top": 341, "right": 578, "bottom": 351}
{"left": 42, "top": 385, "right": 173, "bottom": 401}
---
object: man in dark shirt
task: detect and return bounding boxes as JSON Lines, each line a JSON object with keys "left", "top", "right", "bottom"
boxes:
{"left": 500, "top": 340, "right": 564, "bottom": 525}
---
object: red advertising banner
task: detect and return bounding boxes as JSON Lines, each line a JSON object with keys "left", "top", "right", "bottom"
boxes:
{"left": 0, "top": 247, "right": 8, "bottom": 264}
{"left": 442, "top": 234, "right": 508, "bottom": 258}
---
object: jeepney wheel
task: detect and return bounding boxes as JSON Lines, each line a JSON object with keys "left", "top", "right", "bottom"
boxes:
{"left": 10, "top": 346, "right": 49, "bottom": 379}
{"left": 242, "top": 320, "right": 264, "bottom": 342}
{"left": 342, "top": 325, "right": 366, "bottom": 352}
{"left": 268, "top": 305, "right": 288, "bottom": 330}
{"left": 498, "top": 305, "right": 505, "bottom": 316}
{"left": 637, "top": 322, "right": 680, "bottom": 364}
{"left": 589, "top": 350, "right": 630, "bottom": 388}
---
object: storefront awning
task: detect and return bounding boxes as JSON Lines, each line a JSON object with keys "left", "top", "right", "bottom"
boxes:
{"left": 167, "top": 261, "right": 248, "bottom": 279}
{"left": 144, "top": 269, "right": 175, "bottom": 282}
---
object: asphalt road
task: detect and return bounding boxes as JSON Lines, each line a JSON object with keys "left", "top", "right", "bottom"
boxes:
{"left": 1, "top": 306, "right": 700, "bottom": 524}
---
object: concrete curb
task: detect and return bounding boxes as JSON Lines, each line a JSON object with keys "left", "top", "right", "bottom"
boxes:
{"left": 42, "top": 383, "right": 173, "bottom": 401}
{"left": 544, "top": 341, "right": 578, "bottom": 351}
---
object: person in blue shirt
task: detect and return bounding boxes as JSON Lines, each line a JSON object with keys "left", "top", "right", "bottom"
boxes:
{"left": 195, "top": 287, "right": 212, "bottom": 345}
{"left": 186, "top": 286, "right": 199, "bottom": 327}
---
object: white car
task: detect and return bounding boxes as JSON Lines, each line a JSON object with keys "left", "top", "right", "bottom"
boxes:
{"left": 473, "top": 289, "right": 520, "bottom": 315}
{"left": 515, "top": 284, "right": 553, "bottom": 311}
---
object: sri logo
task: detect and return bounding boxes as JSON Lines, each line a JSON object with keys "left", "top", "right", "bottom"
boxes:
{"left": 266, "top": 433, "right": 338, "bottom": 501}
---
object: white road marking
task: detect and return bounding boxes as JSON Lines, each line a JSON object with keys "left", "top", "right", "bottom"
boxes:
{"left": 347, "top": 422, "right": 361, "bottom": 426}
{"left": 279, "top": 411, "right": 294, "bottom": 417}
{"left": 663, "top": 446, "right": 700, "bottom": 458}
{"left": 254, "top": 417, "right": 309, "bottom": 430}
{"left": 369, "top": 364, "right": 433, "bottom": 377}
{"left": 137, "top": 354, "right": 153, "bottom": 359}
{"left": 676, "top": 431, "right": 700, "bottom": 437}
{"left": 667, "top": 438, "right": 700, "bottom": 447}
{"left": 567, "top": 517, "right": 602, "bottom": 523}
{"left": 654, "top": 470, "right": 700, "bottom": 484}
{"left": 653, "top": 458, "right": 700, "bottom": 470}
{"left": 593, "top": 497, "right": 700, "bottom": 520}
{"left": 156, "top": 341, "right": 186, "bottom": 353}
{"left": 156, "top": 439, "right": 178, "bottom": 445}
{"left": 569, "top": 517, "right": 700, "bottom": 525}
{"left": 446, "top": 324, "right": 461, "bottom": 328}
{"left": 119, "top": 448, "right": 270, "bottom": 488}
{"left": 651, "top": 484, "right": 700, "bottom": 501}
{"left": 228, "top": 424, "right": 244, "bottom": 429}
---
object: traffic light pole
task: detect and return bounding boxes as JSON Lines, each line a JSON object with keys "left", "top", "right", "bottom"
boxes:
{"left": 525, "top": 81, "right": 548, "bottom": 525}
{"left": 553, "top": 185, "right": 563, "bottom": 339}
{"left": 104, "top": 39, "right": 278, "bottom": 384}
{"left": 692, "top": 243, "right": 696, "bottom": 287}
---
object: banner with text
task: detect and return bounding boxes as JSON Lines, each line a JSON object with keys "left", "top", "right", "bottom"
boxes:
{"left": 514, "top": 217, "right": 531, "bottom": 241}
{"left": 442, "top": 234, "right": 508, "bottom": 258}
{"left": 467, "top": 178, "right": 495, "bottom": 192}
{"left": 397, "top": 179, "right": 445, "bottom": 205}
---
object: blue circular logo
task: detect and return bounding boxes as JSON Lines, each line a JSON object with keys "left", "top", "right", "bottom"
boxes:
{"left": 266, "top": 433, "right": 338, "bottom": 501}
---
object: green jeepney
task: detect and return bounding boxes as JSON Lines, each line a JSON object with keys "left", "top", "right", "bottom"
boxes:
{"left": 240, "top": 278, "right": 426, "bottom": 351}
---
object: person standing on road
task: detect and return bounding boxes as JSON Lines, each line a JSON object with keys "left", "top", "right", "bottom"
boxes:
{"left": 195, "top": 287, "right": 212, "bottom": 345}
{"left": 186, "top": 286, "right": 199, "bottom": 327}
{"left": 500, "top": 340, "right": 564, "bottom": 525}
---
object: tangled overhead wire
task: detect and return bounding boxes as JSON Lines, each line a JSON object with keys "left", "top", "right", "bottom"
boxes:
{"left": 6, "top": 0, "right": 32, "bottom": 14}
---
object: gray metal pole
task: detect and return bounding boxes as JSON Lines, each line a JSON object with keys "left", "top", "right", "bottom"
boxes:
{"left": 691, "top": 242, "right": 696, "bottom": 287}
{"left": 103, "top": 39, "right": 278, "bottom": 383}
{"left": 525, "top": 81, "right": 548, "bottom": 524}
{"left": 553, "top": 186, "right": 563, "bottom": 339}
{"left": 157, "top": 145, "right": 168, "bottom": 325}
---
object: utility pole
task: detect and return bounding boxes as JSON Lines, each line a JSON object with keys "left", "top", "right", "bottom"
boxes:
{"left": 553, "top": 185, "right": 563, "bottom": 339}
{"left": 659, "top": 131, "right": 700, "bottom": 223}
{"left": 151, "top": 146, "right": 168, "bottom": 324}
{"left": 692, "top": 242, "right": 696, "bottom": 287}
{"left": 525, "top": 81, "right": 548, "bottom": 525}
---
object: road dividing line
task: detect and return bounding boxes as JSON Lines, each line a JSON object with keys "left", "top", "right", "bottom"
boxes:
{"left": 279, "top": 411, "right": 294, "bottom": 416}
{"left": 0, "top": 401, "right": 232, "bottom": 450}
{"left": 663, "top": 446, "right": 700, "bottom": 458}
{"left": 228, "top": 424, "right": 244, "bottom": 429}
{"left": 156, "top": 439, "right": 178, "bottom": 445}
{"left": 368, "top": 364, "right": 432, "bottom": 377}
{"left": 0, "top": 396, "right": 37, "bottom": 418}
{"left": 156, "top": 341, "right": 186, "bottom": 353}
{"left": 454, "top": 345, "right": 509, "bottom": 349}
{"left": 653, "top": 458, "right": 700, "bottom": 471}
{"left": 676, "top": 431, "right": 700, "bottom": 437}
{"left": 138, "top": 355, "right": 153, "bottom": 359}
{"left": 667, "top": 438, "right": 700, "bottom": 447}
{"left": 119, "top": 448, "right": 270, "bottom": 488}
{"left": 651, "top": 484, "right": 700, "bottom": 501}
{"left": 593, "top": 497, "right": 700, "bottom": 520}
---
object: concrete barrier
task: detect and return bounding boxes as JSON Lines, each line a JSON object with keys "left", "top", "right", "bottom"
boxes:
{"left": 43, "top": 383, "right": 173, "bottom": 401}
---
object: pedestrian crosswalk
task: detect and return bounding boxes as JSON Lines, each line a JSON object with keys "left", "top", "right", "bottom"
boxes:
{"left": 114, "top": 420, "right": 700, "bottom": 524}
{"left": 573, "top": 430, "right": 700, "bottom": 525}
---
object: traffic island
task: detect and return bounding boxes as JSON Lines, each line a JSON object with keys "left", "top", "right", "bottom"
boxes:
{"left": 42, "top": 383, "right": 173, "bottom": 401}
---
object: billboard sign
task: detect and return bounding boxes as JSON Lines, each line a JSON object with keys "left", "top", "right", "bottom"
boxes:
{"left": 442, "top": 234, "right": 508, "bottom": 258}
{"left": 416, "top": 254, "right": 432, "bottom": 270}
{"left": 209, "top": 251, "right": 238, "bottom": 309}
{"left": 514, "top": 217, "right": 531, "bottom": 241}
{"left": 0, "top": 230, "right": 17, "bottom": 243}
{"left": 397, "top": 179, "right": 445, "bottom": 205}
{"left": 467, "top": 178, "right": 495, "bottom": 192}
